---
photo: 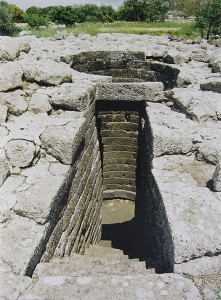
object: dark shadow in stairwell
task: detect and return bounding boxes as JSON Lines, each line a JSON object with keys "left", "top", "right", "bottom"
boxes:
{"left": 101, "top": 217, "right": 151, "bottom": 260}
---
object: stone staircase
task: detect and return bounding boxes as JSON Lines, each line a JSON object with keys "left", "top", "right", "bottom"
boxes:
{"left": 18, "top": 245, "right": 202, "bottom": 299}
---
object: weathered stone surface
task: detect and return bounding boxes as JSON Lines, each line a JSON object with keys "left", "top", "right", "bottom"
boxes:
{"left": 21, "top": 59, "right": 73, "bottom": 85}
{"left": 6, "top": 139, "right": 37, "bottom": 168}
{"left": 0, "top": 90, "right": 28, "bottom": 116}
{"left": 0, "top": 104, "right": 7, "bottom": 123}
{"left": 210, "top": 49, "right": 221, "bottom": 73}
{"left": 96, "top": 82, "right": 164, "bottom": 102}
{"left": 10, "top": 158, "right": 70, "bottom": 223}
{"left": 196, "top": 139, "right": 221, "bottom": 165}
{"left": 0, "top": 37, "right": 31, "bottom": 61}
{"left": 152, "top": 124, "right": 193, "bottom": 156}
{"left": 0, "top": 259, "right": 32, "bottom": 300}
{"left": 20, "top": 272, "right": 201, "bottom": 300}
{"left": 40, "top": 116, "right": 85, "bottom": 165}
{"left": 163, "top": 48, "right": 189, "bottom": 64}
{"left": 147, "top": 103, "right": 197, "bottom": 156}
{"left": 0, "top": 63, "right": 23, "bottom": 92}
{"left": 0, "top": 213, "right": 45, "bottom": 275}
{"left": 171, "top": 88, "right": 221, "bottom": 121}
{"left": 0, "top": 150, "right": 10, "bottom": 187}
{"left": 28, "top": 92, "right": 52, "bottom": 113}
{"left": 190, "top": 49, "right": 210, "bottom": 63}
{"left": 174, "top": 255, "right": 221, "bottom": 277}
{"left": 213, "top": 161, "right": 221, "bottom": 191}
{"left": 152, "top": 168, "right": 221, "bottom": 264}
{"left": 50, "top": 83, "right": 95, "bottom": 111}
{"left": 200, "top": 78, "right": 221, "bottom": 93}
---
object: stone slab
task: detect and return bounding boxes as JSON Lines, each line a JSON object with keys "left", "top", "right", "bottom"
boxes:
{"left": 0, "top": 213, "right": 45, "bottom": 275}
{"left": 19, "top": 273, "right": 201, "bottom": 300}
{"left": 96, "top": 82, "right": 164, "bottom": 102}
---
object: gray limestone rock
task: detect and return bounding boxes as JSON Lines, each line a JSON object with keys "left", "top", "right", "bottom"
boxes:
{"left": 6, "top": 139, "right": 37, "bottom": 168}
{"left": 0, "top": 259, "right": 32, "bottom": 299}
{"left": 200, "top": 78, "right": 221, "bottom": 93}
{"left": 28, "top": 92, "right": 52, "bottom": 114}
{"left": 51, "top": 83, "right": 95, "bottom": 111}
{"left": 0, "top": 150, "right": 10, "bottom": 187}
{"left": 0, "top": 63, "right": 23, "bottom": 92}
{"left": 171, "top": 89, "right": 221, "bottom": 121}
{"left": 196, "top": 139, "right": 221, "bottom": 165}
{"left": 213, "top": 161, "right": 221, "bottom": 191}
{"left": 210, "top": 49, "right": 221, "bottom": 73}
{"left": 153, "top": 169, "right": 221, "bottom": 264}
{"left": 19, "top": 272, "right": 201, "bottom": 300}
{"left": 152, "top": 124, "right": 193, "bottom": 156}
{"left": 0, "top": 213, "right": 45, "bottom": 275}
{"left": 21, "top": 59, "right": 73, "bottom": 85}
{"left": 40, "top": 116, "right": 86, "bottom": 165}
{"left": 96, "top": 82, "right": 164, "bottom": 102}
{"left": 174, "top": 255, "right": 221, "bottom": 277}
{"left": 11, "top": 158, "right": 70, "bottom": 223}
{"left": 0, "top": 104, "right": 7, "bottom": 123}
{"left": 0, "top": 37, "right": 31, "bottom": 61}
{"left": 0, "top": 90, "right": 28, "bottom": 116}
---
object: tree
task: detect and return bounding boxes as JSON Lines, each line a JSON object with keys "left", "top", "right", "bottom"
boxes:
{"left": 9, "top": 4, "right": 25, "bottom": 22}
{"left": 118, "top": 0, "right": 170, "bottom": 22}
{"left": 146, "top": 0, "right": 170, "bottom": 22}
{"left": 26, "top": 13, "right": 48, "bottom": 29}
{"left": 0, "top": 0, "right": 18, "bottom": 35}
{"left": 196, "top": 0, "right": 221, "bottom": 39}
{"left": 170, "top": 0, "right": 198, "bottom": 17}
{"left": 50, "top": 6, "right": 77, "bottom": 27}
{"left": 118, "top": 0, "right": 148, "bottom": 22}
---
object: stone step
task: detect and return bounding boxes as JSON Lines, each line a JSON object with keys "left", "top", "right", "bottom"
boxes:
{"left": 84, "top": 244, "right": 127, "bottom": 260}
{"left": 35, "top": 253, "right": 153, "bottom": 280}
{"left": 19, "top": 273, "right": 202, "bottom": 300}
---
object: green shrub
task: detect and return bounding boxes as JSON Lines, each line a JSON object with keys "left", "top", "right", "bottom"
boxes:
{"left": 0, "top": 0, "right": 19, "bottom": 36}
{"left": 196, "top": 0, "right": 221, "bottom": 39}
{"left": 26, "top": 13, "right": 49, "bottom": 29}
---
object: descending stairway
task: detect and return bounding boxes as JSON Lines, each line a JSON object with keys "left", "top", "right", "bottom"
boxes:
{"left": 18, "top": 245, "right": 202, "bottom": 300}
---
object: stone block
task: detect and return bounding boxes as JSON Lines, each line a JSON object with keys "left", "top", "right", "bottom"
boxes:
{"left": 103, "top": 189, "right": 136, "bottom": 201}
{"left": 213, "top": 161, "right": 221, "bottom": 191}
{"left": 102, "top": 130, "right": 137, "bottom": 139}
{"left": 104, "top": 184, "right": 136, "bottom": 193}
{"left": 103, "top": 151, "right": 137, "bottom": 160}
{"left": 96, "top": 82, "right": 164, "bottom": 102}
{"left": 102, "top": 137, "right": 137, "bottom": 146}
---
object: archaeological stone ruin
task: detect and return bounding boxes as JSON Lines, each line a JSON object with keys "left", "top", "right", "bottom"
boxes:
{"left": 0, "top": 33, "right": 221, "bottom": 299}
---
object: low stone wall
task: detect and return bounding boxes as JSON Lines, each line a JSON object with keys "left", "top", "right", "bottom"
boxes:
{"left": 42, "top": 104, "right": 103, "bottom": 261}
{"left": 97, "top": 101, "right": 139, "bottom": 201}
{"left": 71, "top": 51, "right": 180, "bottom": 88}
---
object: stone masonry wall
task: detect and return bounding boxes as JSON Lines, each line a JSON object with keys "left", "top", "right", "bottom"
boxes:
{"left": 42, "top": 104, "right": 103, "bottom": 261}
{"left": 97, "top": 101, "right": 139, "bottom": 201}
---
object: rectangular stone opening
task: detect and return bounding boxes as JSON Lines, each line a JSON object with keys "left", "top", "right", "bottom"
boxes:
{"left": 96, "top": 100, "right": 174, "bottom": 272}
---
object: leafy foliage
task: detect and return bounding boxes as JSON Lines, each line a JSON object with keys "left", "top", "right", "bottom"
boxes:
{"left": 195, "top": 0, "right": 221, "bottom": 39}
{"left": 0, "top": 0, "right": 19, "bottom": 36}
{"left": 170, "top": 0, "right": 198, "bottom": 17}
{"left": 9, "top": 4, "right": 25, "bottom": 22}
{"left": 118, "top": 0, "right": 170, "bottom": 22}
{"left": 26, "top": 13, "right": 48, "bottom": 29}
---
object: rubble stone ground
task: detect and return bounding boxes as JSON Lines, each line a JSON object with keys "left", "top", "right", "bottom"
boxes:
{"left": 0, "top": 33, "right": 221, "bottom": 299}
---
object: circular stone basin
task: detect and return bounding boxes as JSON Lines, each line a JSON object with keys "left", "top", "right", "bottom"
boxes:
{"left": 101, "top": 199, "right": 135, "bottom": 224}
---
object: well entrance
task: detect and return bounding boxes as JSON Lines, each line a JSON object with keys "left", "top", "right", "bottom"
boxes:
{"left": 31, "top": 53, "right": 176, "bottom": 276}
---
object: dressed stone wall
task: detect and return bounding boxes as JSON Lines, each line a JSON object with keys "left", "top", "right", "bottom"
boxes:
{"left": 97, "top": 101, "right": 139, "bottom": 201}
{"left": 42, "top": 104, "right": 103, "bottom": 261}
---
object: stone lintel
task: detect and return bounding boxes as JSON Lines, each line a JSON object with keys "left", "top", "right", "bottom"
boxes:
{"left": 95, "top": 82, "right": 164, "bottom": 102}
